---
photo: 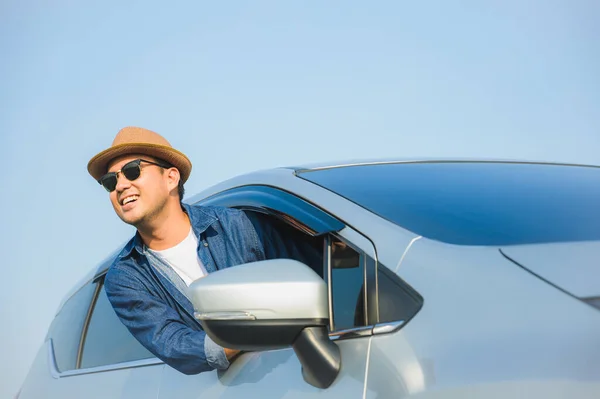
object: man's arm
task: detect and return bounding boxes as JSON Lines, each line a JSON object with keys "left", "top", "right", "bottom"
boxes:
{"left": 104, "top": 266, "right": 229, "bottom": 375}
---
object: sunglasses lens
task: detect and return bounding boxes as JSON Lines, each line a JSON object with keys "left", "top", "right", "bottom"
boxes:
{"left": 100, "top": 175, "right": 117, "bottom": 192}
{"left": 99, "top": 160, "right": 145, "bottom": 192}
{"left": 122, "top": 162, "right": 141, "bottom": 181}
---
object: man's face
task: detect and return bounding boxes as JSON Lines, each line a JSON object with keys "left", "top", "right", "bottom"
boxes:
{"left": 106, "top": 154, "right": 173, "bottom": 227}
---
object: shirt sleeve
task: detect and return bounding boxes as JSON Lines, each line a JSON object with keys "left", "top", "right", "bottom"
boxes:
{"left": 204, "top": 335, "right": 231, "bottom": 370}
{"left": 104, "top": 264, "right": 217, "bottom": 375}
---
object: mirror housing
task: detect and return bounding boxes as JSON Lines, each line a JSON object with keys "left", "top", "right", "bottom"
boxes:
{"left": 189, "top": 259, "right": 341, "bottom": 389}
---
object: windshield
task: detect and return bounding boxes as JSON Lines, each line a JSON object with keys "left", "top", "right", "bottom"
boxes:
{"left": 298, "top": 161, "right": 600, "bottom": 246}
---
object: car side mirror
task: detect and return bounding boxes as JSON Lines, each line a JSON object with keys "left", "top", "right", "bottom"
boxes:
{"left": 189, "top": 259, "right": 341, "bottom": 389}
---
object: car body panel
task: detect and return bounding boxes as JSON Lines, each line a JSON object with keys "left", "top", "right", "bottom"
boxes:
{"left": 158, "top": 338, "right": 370, "bottom": 399}
{"left": 365, "top": 237, "right": 600, "bottom": 398}
{"left": 501, "top": 241, "right": 600, "bottom": 298}
{"left": 19, "top": 342, "right": 164, "bottom": 399}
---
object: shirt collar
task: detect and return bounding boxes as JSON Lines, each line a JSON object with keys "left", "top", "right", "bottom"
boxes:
{"left": 118, "top": 202, "right": 217, "bottom": 259}
{"left": 119, "top": 232, "right": 144, "bottom": 259}
{"left": 182, "top": 202, "right": 218, "bottom": 237}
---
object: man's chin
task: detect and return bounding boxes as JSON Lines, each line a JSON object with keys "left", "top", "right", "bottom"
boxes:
{"left": 118, "top": 211, "right": 144, "bottom": 227}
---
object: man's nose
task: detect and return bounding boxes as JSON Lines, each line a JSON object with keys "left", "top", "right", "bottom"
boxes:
{"left": 115, "top": 172, "right": 132, "bottom": 192}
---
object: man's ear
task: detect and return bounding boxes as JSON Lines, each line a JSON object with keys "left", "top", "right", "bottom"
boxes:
{"left": 166, "top": 167, "right": 180, "bottom": 194}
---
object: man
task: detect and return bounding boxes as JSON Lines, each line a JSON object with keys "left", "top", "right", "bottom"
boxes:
{"left": 87, "top": 126, "right": 320, "bottom": 375}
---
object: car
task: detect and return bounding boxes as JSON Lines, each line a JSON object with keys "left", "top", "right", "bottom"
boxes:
{"left": 18, "top": 158, "right": 600, "bottom": 398}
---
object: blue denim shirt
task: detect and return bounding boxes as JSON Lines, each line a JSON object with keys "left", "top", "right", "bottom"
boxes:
{"left": 104, "top": 203, "right": 273, "bottom": 375}
{"left": 104, "top": 202, "right": 323, "bottom": 375}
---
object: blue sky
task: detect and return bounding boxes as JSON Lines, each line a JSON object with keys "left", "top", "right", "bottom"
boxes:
{"left": 1, "top": 1, "right": 599, "bottom": 397}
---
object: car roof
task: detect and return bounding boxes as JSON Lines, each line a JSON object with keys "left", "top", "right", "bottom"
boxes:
{"left": 285, "top": 157, "right": 600, "bottom": 173}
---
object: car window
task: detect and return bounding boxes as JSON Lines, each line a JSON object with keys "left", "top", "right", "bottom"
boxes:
{"left": 298, "top": 162, "right": 600, "bottom": 245}
{"left": 377, "top": 266, "right": 423, "bottom": 324}
{"left": 46, "top": 283, "right": 96, "bottom": 372}
{"left": 330, "top": 238, "right": 366, "bottom": 330}
{"left": 197, "top": 185, "right": 372, "bottom": 334}
{"left": 80, "top": 280, "right": 154, "bottom": 369}
{"left": 244, "top": 209, "right": 368, "bottom": 332}
{"left": 244, "top": 210, "right": 325, "bottom": 278}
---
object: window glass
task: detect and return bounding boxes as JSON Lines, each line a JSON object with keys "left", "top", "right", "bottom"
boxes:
{"left": 378, "top": 266, "right": 423, "bottom": 324}
{"left": 299, "top": 162, "right": 600, "bottom": 245}
{"left": 330, "top": 238, "right": 366, "bottom": 330}
{"left": 47, "top": 283, "right": 96, "bottom": 372}
{"left": 80, "top": 282, "right": 154, "bottom": 369}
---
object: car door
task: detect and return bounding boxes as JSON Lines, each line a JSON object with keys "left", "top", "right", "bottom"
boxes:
{"left": 157, "top": 185, "right": 377, "bottom": 398}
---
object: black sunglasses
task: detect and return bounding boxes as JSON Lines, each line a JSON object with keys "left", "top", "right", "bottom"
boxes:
{"left": 98, "top": 159, "right": 171, "bottom": 192}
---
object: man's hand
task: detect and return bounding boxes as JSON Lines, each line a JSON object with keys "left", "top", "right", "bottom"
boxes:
{"left": 224, "top": 347, "right": 241, "bottom": 361}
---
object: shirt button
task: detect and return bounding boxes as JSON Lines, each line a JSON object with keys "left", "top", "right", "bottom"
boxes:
{"left": 203, "top": 242, "right": 209, "bottom": 247}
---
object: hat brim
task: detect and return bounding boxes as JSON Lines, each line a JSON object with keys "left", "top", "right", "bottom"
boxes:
{"left": 87, "top": 143, "right": 192, "bottom": 183}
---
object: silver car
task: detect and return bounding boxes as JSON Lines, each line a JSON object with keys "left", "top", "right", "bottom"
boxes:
{"left": 18, "top": 159, "right": 600, "bottom": 398}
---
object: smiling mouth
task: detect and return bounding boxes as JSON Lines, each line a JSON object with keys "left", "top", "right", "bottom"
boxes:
{"left": 121, "top": 195, "right": 139, "bottom": 206}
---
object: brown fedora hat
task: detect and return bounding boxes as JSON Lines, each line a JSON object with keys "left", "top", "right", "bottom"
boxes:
{"left": 87, "top": 126, "right": 192, "bottom": 183}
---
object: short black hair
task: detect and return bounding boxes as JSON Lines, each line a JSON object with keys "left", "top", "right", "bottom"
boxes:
{"left": 177, "top": 179, "right": 185, "bottom": 201}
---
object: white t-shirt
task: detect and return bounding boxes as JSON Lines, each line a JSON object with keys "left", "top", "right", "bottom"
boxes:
{"left": 148, "top": 228, "right": 208, "bottom": 286}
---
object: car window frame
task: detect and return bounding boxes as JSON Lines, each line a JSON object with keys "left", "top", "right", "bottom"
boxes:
{"left": 196, "top": 184, "right": 385, "bottom": 339}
